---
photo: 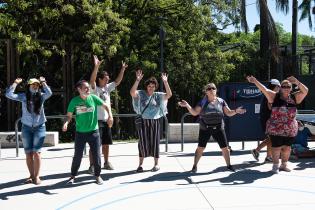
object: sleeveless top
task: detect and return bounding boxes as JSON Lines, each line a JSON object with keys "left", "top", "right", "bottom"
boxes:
{"left": 198, "top": 97, "right": 227, "bottom": 130}
{"left": 266, "top": 93, "right": 298, "bottom": 137}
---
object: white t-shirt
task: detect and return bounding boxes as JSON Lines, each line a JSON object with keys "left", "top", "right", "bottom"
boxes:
{"left": 91, "top": 82, "right": 116, "bottom": 121}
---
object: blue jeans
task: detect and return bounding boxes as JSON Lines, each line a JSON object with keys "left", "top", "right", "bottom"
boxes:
{"left": 71, "top": 130, "right": 101, "bottom": 176}
{"left": 21, "top": 124, "right": 46, "bottom": 153}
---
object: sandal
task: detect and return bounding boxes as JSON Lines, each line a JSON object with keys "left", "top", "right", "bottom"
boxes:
{"left": 33, "top": 177, "right": 42, "bottom": 185}
{"left": 24, "top": 177, "right": 33, "bottom": 184}
{"left": 151, "top": 166, "right": 160, "bottom": 172}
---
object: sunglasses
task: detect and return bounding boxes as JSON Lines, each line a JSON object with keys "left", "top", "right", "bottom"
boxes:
{"left": 206, "top": 87, "right": 217, "bottom": 91}
{"left": 281, "top": 85, "right": 291, "bottom": 89}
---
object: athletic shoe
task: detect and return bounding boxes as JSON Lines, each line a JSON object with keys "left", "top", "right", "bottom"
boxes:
{"left": 251, "top": 149, "right": 260, "bottom": 161}
{"left": 264, "top": 156, "right": 273, "bottom": 163}
{"left": 88, "top": 165, "right": 95, "bottom": 175}
{"left": 66, "top": 177, "right": 75, "bottom": 185}
{"left": 104, "top": 162, "right": 114, "bottom": 170}
{"left": 96, "top": 176, "right": 104, "bottom": 185}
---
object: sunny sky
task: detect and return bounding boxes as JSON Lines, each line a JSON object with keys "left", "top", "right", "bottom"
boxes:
{"left": 224, "top": 0, "right": 315, "bottom": 36}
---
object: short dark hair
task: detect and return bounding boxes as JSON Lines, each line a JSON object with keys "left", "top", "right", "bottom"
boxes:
{"left": 75, "top": 80, "right": 88, "bottom": 89}
{"left": 144, "top": 76, "right": 159, "bottom": 89}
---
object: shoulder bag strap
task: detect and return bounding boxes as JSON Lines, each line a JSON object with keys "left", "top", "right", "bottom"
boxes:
{"left": 140, "top": 94, "right": 154, "bottom": 115}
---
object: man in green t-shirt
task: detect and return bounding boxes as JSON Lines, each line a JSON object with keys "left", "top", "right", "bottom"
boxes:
{"left": 62, "top": 80, "right": 113, "bottom": 185}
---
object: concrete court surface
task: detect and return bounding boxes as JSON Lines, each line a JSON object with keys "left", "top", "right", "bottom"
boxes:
{"left": 1, "top": 141, "right": 315, "bottom": 210}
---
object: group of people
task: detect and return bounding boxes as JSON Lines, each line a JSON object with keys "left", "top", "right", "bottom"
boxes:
{"left": 5, "top": 57, "right": 311, "bottom": 184}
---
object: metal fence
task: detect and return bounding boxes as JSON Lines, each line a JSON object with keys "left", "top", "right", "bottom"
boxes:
{"left": 14, "top": 114, "right": 169, "bottom": 157}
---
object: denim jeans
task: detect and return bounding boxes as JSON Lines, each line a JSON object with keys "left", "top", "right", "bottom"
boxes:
{"left": 21, "top": 123, "right": 46, "bottom": 153}
{"left": 71, "top": 130, "right": 101, "bottom": 176}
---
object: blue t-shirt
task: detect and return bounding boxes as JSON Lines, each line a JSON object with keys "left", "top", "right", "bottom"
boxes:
{"left": 294, "top": 127, "right": 312, "bottom": 148}
{"left": 132, "top": 90, "right": 167, "bottom": 119}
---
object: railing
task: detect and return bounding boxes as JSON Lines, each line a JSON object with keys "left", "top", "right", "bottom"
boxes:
{"left": 180, "top": 112, "right": 192, "bottom": 152}
{"left": 14, "top": 114, "right": 169, "bottom": 157}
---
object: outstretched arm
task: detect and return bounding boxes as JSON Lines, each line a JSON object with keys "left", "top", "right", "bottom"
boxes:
{"left": 161, "top": 73, "right": 172, "bottom": 100}
{"left": 246, "top": 75, "right": 276, "bottom": 103}
{"left": 90, "top": 55, "right": 103, "bottom": 90}
{"left": 223, "top": 105, "right": 246, "bottom": 117}
{"left": 130, "top": 69, "right": 143, "bottom": 98}
{"left": 178, "top": 100, "right": 201, "bottom": 116}
{"left": 114, "top": 61, "right": 128, "bottom": 86}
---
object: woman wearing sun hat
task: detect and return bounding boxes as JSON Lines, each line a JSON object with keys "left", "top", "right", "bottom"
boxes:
{"left": 6, "top": 77, "right": 52, "bottom": 184}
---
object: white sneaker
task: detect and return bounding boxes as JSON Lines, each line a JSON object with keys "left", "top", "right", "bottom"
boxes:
{"left": 96, "top": 176, "right": 104, "bottom": 185}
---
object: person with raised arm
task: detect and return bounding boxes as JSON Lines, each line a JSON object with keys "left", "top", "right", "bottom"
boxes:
{"left": 130, "top": 69, "right": 172, "bottom": 172}
{"left": 247, "top": 75, "right": 308, "bottom": 173}
{"left": 87, "top": 55, "right": 127, "bottom": 174}
{"left": 6, "top": 77, "right": 52, "bottom": 185}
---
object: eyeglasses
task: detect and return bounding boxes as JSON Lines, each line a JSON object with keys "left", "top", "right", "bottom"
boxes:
{"left": 281, "top": 85, "right": 291, "bottom": 89}
{"left": 206, "top": 87, "right": 216, "bottom": 91}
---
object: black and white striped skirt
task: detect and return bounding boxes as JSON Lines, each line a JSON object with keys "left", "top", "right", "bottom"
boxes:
{"left": 137, "top": 118, "right": 161, "bottom": 158}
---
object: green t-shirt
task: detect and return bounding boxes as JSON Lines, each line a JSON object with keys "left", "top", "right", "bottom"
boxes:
{"left": 67, "top": 94, "right": 104, "bottom": 132}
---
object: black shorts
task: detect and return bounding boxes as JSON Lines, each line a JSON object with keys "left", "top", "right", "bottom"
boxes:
{"left": 269, "top": 135, "right": 295, "bottom": 147}
{"left": 98, "top": 120, "right": 113, "bottom": 145}
{"left": 198, "top": 126, "right": 228, "bottom": 148}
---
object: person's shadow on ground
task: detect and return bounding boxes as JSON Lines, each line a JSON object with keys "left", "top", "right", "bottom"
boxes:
{"left": 291, "top": 157, "right": 315, "bottom": 171}
{"left": 122, "top": 161, "right": 272, "bottom": 186}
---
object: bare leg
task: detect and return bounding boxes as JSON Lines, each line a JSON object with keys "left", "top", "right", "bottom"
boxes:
{"left": 102, "top": 144, "right": 109, "bottom": 163}
{"left": 26, "top": 152, "right": 35, "bottom": 179}
{"left": 33, "top": 152, "right": 42, "bottom": 184}
{"left": 221, "top": 147, "right": 231, "bottom": 166}
{"left": 256, "top": 137, "right": 269, "bottom": 152}
{"left": 272, "top": 147, "right": 281, "bottom": 165}
{"left": 266, "top": 138, "right": 272, "bottom": 157}
{"left": 138, "top": 157, "right": 144, "bottom": 167}
{"left": 193, "top": 147, "right": 205, "bottom": 168}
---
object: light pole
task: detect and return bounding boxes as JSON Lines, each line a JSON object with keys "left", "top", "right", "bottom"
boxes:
{"left": 159, "top": 17, "right": 166, "bottom": 92}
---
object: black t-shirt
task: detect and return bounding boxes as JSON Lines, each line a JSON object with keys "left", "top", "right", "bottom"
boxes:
{"left": 259, "top": 96, "right": 271, "bottom": 124}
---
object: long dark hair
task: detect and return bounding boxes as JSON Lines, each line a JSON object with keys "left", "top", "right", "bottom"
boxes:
{"left": 26, "top": 84, "right": 43, "bottom": 115}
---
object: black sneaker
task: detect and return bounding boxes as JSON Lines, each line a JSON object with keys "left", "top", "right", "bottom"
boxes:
{"left": 227, "top": 165, "right": 236, "bottom": 172}
{"left": 264, "top": 156, "right": 273, "bottom": 163}
{"left": 251, "top": 149, "right": 259, "bottom": 161}
{"left": 136, "top": 166, "right": 144, "bottom": 173}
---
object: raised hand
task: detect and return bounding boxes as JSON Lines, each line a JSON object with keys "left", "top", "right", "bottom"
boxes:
{"left": 14, "top": 78, "right": 23, "bottom": 84}
{"left": 121, "top": 61, "right": 128, "bottom": 71}
{"left": 287, "top": 76, "right": 298, "bottom": 85}
{"left": 246, "top": 75, "right": 257, "bottom": 83}
{"left": 161, "top": 72, "right": 168, "bottom": 82}
{"left": 93, "top": 55, "right": 103, "bottom": 67}
{"left": 39, "top": 76, "right": 46, "bottom": 83}
{"left": 136, "top": 69, "right": 144, "bottom": 81}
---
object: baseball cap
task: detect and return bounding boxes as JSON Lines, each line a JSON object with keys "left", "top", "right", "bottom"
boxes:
{"left": 27, "top": 78, "right": 40, "bottom": 85}
{"left": 270, "top": 79, "right": 280, "bottom": 87}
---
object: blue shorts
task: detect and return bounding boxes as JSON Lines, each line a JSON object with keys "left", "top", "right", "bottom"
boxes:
{"left": 21, "top": 124, "right": 46, "bottom": 153}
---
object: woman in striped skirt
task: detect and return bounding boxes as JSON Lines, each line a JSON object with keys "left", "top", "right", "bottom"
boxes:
{"left": 130, "top": 69, "right": 172, "bottom": 172}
